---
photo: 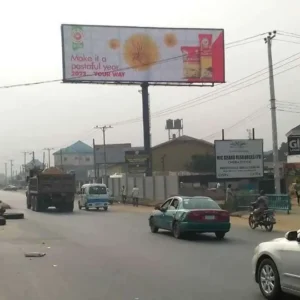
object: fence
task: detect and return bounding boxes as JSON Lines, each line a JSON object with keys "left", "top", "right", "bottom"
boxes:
{"left": 107, "top": 175, "right": 179, "bottom": 202}
{"left": 235, "top": 193, "right": 292, "bottom": 214}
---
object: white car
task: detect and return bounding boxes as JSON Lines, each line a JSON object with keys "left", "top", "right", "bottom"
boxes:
{"left": 252, "top": 230, "right": 300, "bottom": 299}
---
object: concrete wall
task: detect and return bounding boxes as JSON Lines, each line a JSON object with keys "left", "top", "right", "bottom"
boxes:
{"left": 107, "top": 175, "right": 179, "bottom": 201}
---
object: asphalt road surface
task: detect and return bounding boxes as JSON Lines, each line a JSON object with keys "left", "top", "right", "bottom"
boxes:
{"left": 0, "top": 191, "right": 296, "bottom": 300}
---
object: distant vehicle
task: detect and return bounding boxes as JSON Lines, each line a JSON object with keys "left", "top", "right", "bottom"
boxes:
{"left": 148, "top": 196, "right": 231, "bottom": 240}
{"left": 26, "top": 167, "right": 76, "bottom": 212}
{"left": 3, "top": 185, "right": 18, "bottom": 191}
{"left": 78, "top": 183, "right": 110, "bottom": 211}
{"left": 252, "top": 230, "right": 300, "bottom": 299}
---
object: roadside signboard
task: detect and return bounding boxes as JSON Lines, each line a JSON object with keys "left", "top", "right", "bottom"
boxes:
{"left": 214, "top": 139, "right": 264, "bottom": 179}
{"left": 125, "top": 150, "right": 148, "bottom": 174}
{"left": 287, "top": 135, "right": 300, "bottom": 155}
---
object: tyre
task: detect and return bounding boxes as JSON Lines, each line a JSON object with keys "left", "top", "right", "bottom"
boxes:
{"left": 96, "top": 207, "right": 99, "bottom": 211}
{"left": 172, "top": 222, "right": 183, "bottom": 239}
{"left": 35, "top": 198, "right": 44, "bottom": 212}
{"left": 4, "top": 212, "right": 24, "bottom": 220}
{"left": 31, "top": 197, "right": 36, "bottom": 211}
{"left": 258, "top": 258, "right": 281, "bottom": 300}
{"left": 249, "top": 215, "right": 256, "bottom": 229}
{"left": 0, "top": 216, "right": 6, "bottom": 226}
{"left": 215, "top": 232, "right": 226, "bottom": 240}
{"left": 103, "top": 207, "right": 108, "bottom": 211}
{"left": 78, "top": 202, "right": 82, "bottom": 210}
{"left": 149, "top": 217, "right": 159, "bottom": 233}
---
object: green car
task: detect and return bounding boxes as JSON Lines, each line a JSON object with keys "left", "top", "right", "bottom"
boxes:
{"left": 148, "top": 196, "right": 231, "bottom": 240}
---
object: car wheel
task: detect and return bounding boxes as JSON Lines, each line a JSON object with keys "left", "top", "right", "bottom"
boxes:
{"left": 215, "top": 232, "right": 226, "bottom": 240}
{"left": 149, "top": 217, "right": 159, "bottom": 233}
{"left": 258, "top": 258, "right": 281, "bottom": 300}
{"left": 0, "top": 216, "right": 6, "bottom": 226}
{"left": 172, "top": 222, "right": 183, "bottom": 239}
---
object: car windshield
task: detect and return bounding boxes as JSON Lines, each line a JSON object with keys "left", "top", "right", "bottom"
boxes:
{"left": 182, "top": 197, "right": 220, "bottom": 209}
{"left": 88, "top": 186, "right": 107, "bottom": 195}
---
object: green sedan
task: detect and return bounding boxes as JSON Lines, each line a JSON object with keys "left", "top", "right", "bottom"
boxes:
{"left": 148, "top": 196, "right": 231, "bottom": 239}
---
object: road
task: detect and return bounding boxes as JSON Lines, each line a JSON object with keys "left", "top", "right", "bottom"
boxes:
{"left": 0, "top": 190, "right": 294, "bottom": 300}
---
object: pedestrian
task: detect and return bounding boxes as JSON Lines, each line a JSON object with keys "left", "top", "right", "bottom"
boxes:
{"left": 131, "top": 185, "right": 139, "bottom": 207}
{"left": 294, "top": 180, "right": 300, "bottom": 206}
{"left": 225, "top": 184, "right": 234, "bottom": 211}
{"left": 121, "top": 185, "right": 127, "bottom": 204}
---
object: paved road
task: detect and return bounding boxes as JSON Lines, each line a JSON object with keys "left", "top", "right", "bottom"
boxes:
{"left": 0, "top": 191, "right": 295, "bottom": 300}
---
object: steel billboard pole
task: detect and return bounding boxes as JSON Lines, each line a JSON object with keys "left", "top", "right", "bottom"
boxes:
{"left": 265, "top": 31, "right": 281, "bottom": 194}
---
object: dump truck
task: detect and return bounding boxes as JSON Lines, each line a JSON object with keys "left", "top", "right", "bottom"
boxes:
{"left": 26, "top": 167, "right": 76, "bottom": 212}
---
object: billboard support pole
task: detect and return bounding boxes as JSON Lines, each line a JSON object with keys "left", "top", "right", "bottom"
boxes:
{"left": 221, "top": 129, "right": 225, "bottom": 140}
{"left": 141, "top": 82, "right": 152, "bottom": 176}
{"left": 265, "top": 31, "right": 281, "bottom": 194}
{"left": 252, "top": 128, "right": 255, "bottom": 140}
{"left": 93, "top": 139, "right": 97, "bottom": 182}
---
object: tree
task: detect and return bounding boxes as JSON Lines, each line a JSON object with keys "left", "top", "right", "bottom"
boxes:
{"left": 187, "top": 154, "right": 216, "bottom": 172}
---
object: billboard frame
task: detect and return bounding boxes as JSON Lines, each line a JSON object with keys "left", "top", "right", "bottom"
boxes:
{"left": 214, "top": 139, "right": 264, "bottom": 180}
{"left": 61, "top": 24, "right": 225, "bottom": 86}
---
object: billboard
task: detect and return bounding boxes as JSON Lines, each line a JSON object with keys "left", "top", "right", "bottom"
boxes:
{"left": 61, "top": 24, "right": 225, "bottom": 85}
{"left": 287, "top": 135, "right": 300, "bottom": 155}
{"left": 125, "top": 150, "right": 149, "bottom": 174}
{"left": 214, "top": 139, "right": 264, "bottom": 179}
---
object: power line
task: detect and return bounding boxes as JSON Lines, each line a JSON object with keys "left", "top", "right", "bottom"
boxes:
{"left": 275, "top": 38, "right": 300, "bottom": 45}
{"left": 277, "top": 31, "right": 300, "bottom": 39}
{"left": 0, "top": 33, "right": 266, "bottom": 90}
{"left": 109, "top": 54, "right": 300, "bottom": 127}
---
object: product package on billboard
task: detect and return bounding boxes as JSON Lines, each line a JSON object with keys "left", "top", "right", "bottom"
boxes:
{"left": 61, "top": 25, "right": 225, "bottom": 85}
{"left": 199, "top": 34, "right": 213, "bottom": 80}
{"left": 181, "top": 47, "right": 200, "bottom": 79}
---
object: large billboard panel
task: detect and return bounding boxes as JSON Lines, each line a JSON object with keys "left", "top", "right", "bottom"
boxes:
{"left": 125, "top": 150, "right": 149, "bottom": 174}
{"left": 214, "top": 139, "right": 264, "bottom": 179}
{"left": 61, "top": 24, "right": 225, "bottom": 85}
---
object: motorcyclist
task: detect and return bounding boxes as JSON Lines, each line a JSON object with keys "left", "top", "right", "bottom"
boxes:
{"left": 252, "top": 190, "right": 268, "bottom": 221}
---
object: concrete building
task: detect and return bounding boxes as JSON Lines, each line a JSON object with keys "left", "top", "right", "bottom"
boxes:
{"left": 53, "top": 140, "right": 93, "bottom": 180}
{"left": 106, "top": 135, "right": 214, "bottom": 175}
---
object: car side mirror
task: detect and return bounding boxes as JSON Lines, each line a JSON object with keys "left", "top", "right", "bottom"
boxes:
{"left": 160, "top": 207, "right": 167, "bottom": 213}
{"left": 285, "top": 231, "right": 298, "bottom": 241}
{"left": 154, "top": 204, "right": 161, "bottom": 210}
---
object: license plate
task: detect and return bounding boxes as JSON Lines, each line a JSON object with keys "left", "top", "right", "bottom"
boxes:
{"left": 205, "top": 215, "right": 215, "bottom": 220}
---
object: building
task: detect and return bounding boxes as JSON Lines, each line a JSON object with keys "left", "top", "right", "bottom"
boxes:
{"left": 286, "top": 124, "right": 300, "bottom": 163}
{"left": 106, "top": 135, "right": 214, "bottom": 175}
{"left": 152, "top": 135, "right": 214, "bottom": 172}
{"left": 53, "top": 140, "right": 93, "bottom": 180}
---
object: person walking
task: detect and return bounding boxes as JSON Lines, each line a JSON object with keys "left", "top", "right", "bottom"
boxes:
{"left": 225, "top": 184, "right": 234, "bottom": 211}
{"left": 294, "top": 180, "right": 300, "bottom": 206}
{"left": 121, "top": 185, "right": 127, "bottom": 204}
{"left": 131, "top": 185, "right": 139, "bottom": 207}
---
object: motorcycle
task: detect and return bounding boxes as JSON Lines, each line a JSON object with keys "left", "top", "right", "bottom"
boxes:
{"left": 248, "top": 203, "right": 276, "bottom": 232}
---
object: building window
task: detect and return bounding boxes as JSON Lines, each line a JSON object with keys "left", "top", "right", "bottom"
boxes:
{"left": 85, "top": 157, "right": 90, "bottom": 162}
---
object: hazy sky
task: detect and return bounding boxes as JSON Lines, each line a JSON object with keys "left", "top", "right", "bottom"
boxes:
{"left": 1, "top": 0, "right": 300, "bottom": 172}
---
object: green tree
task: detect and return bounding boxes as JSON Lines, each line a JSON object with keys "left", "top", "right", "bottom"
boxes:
{"left": 187, "top": 154, "right": 216, "bottom": 172}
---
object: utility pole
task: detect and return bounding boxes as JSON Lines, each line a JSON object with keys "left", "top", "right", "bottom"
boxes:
{"left": 94, "top": 125, "right": 113, "bottom": 184}
{"left": 9, "top": 160, "right": 13, "bottom": 183}
{"left": 21, "top": 151, "right": 30, "bottom": 174}
{"left": 29, "top": 151, "right": 35, "bottom": 168}
{"left": 43, "top": 148, "right": 54, "bottom": 167}
{"left": 4, "top": 163, "right": 7, "bottom": 185}
{"left": 265, "top": 31, "right": 281, "bottom": 194}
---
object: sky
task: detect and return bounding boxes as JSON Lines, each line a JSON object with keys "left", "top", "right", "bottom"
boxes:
{"left": 1, "top": 0, "right": 300, "bottom": 172}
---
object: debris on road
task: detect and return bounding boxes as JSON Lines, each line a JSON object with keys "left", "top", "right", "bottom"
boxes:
{"left": 0, "top": 201, "right": 11, "bottom": 210}
{"left": 25, "top": 252, "right": 46, "bottom": 258}
{"left": 3, "top": 212, "right": 24, "bottom": 220}
{"left": 0, "top": 216, "right": 6, "bottom": 226}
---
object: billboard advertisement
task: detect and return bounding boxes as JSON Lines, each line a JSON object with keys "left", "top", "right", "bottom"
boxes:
{"left": 287, "top": 135, "right": 300, "bottom": 155}
{"left": 61, "top": 24, "right": 225, "bottom": 85}
{"left": 214, "top": 139, "right": 264, "bottom": 179}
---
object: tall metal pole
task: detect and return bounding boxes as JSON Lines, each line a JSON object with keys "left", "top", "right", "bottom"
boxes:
{"left": 265, "top": 31, "right": 281, "bottom": 194}
{"left": 43, "top": 148, "right": 54, "bottom": 167}
{"left": 94, "top": 125, "right": 112, "bottom": 184}
{"left": 9, "top": 160, "right": 13, "bottom": 183}
{"left": 4, "top": 163, "right": 7, "bottom": 185}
